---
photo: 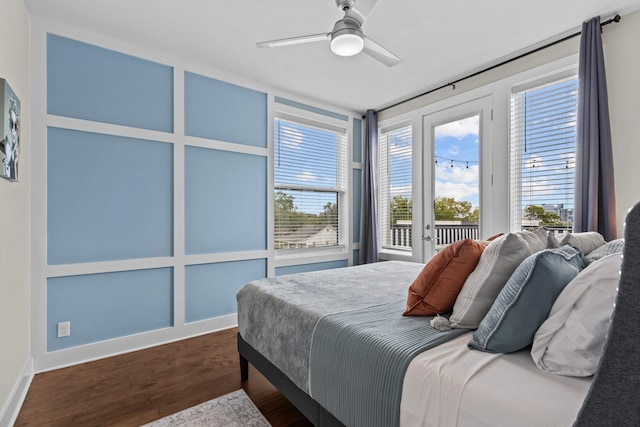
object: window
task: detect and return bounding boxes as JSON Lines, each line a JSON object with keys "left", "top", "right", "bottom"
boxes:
{"left": 379, "top": 124, "right": 412, "bottom": 250}
{"left": 510, "top": 73, "right": 578, "bottom": 233}
{"left": 274, "top": 116, "right": 347, "bottom": 251}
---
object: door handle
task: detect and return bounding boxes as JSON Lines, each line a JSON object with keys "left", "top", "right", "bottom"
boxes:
{"left": 422, "top": 235, "right": 432, "bottom": 241}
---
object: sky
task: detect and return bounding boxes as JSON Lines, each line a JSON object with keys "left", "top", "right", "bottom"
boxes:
{"left": 433, "top": 115, "right": 480, "bottom": 207}
{"left": 274, "top": 119, "right": 340, "bottom": 215}
{"left": 275, "top": 79, "right": 577, "bottom": 220}
{"left": 386, "top": 116, "right": 480, "bottom": 210}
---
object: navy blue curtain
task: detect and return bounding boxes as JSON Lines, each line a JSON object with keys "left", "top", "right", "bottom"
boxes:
{"left": 359, "top": 109, "right": 379, "bottom": 264}
{"left": 574, "top": 16, "right": 617, "bottom": 240}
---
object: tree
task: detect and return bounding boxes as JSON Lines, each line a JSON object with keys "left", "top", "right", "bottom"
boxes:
{"left": 434, "top": 197, "right": 477, "bottom": 221}
{"left": 320, "top": 201, "right": 338, "bottom": 226}
{"left": 275, "top": 191, "right": 305, "bottom": 231}
{"left": 525, "top": 205, "right": 563, "bottom": 226}
{"left": 390, "top": 195, "right": 412, "bottom": 224}
{"left": 275, "top": 191, "right": 296, "bottom": 214}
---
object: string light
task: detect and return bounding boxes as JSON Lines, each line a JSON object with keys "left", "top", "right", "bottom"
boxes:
{"left": 433, "top": 156, "right": 479, "bottom": 167}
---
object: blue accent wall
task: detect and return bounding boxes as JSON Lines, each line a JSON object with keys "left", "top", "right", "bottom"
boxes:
{"left": 47, "top": 268, "right": 174, "bottom": 351}
{"left": 275, "top": 260, "right": 348, "bottom": 276}
{"left": 185, "top": 259, "right": 266, "bottom": 323}
{"left": 353, "top": 250, "right": 360, "bottom": 266}
{"left": 47, "top": 127, "right": 174, "bottom": 265}
{"left": 353, "top": 118, "right": 363, "bottom": 163}
{"left": 274, "top": 96, "right": 349, "bottom": 122}
{"left": 184, "top": 145, "right": 267, "bottom": 254}
{"left": 47, "top": 34, "right": 174, "bottom": 132}
{"left": 42, "top": 33, "right": 362, "bottom": 356}
{"left": 353, "top": 168, "right": 362, "bottom": 244}
{"left": 184, "top": 71, "right": 267, "bottom": 147}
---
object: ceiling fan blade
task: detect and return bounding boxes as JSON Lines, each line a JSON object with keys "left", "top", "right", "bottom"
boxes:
{"left": 363, "top": 37, "right": 402, "bottom": 67}
{"left": 352, "top": 0, "right": 378, "bottom": 17}
{"left": 257, "top": 33, "right": 331, "bottom": 49}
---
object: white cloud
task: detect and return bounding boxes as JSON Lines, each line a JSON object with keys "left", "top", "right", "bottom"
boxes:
{"left": 296, "top": 171, "right": 316, "bottom": 182}
{"left": 389, "top": 144, "right": 411, "bottom": 160}
{"left": 435, "top": 181, "right": 479, "bottom": 201}
{"left": 521, "top": 178, "right": 566, "bottom": 198}
{"left": 434, "top": 115, "right": 479, "bottom": 140}
{"left": 278, "top": 124, "right": 304, "bottom": 149}
{"left": 435, "top": 163, "right": 479, "bottom": 184}
{"left": 448, "top": 145, "right": 460, "bottom": 155}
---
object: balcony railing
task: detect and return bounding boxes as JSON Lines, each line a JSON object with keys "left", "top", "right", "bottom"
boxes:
{"left": 387, "top": 223, "right": 479, "bottom": 249}
{"left": 387, "top": 223, "right": 575, "bottom": 251}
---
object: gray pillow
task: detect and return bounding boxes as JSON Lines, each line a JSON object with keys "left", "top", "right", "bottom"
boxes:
{"left": 586, "top": 238, "right": 624, "bottom": 262}
{"left": 468, "top": 245, "right": 587, "bottom": 353}
{"left": 558, "top": 231, "right": 605, "bottom": 255}
{"left": 450, "top": 231, "right": 546, "bottom": 329}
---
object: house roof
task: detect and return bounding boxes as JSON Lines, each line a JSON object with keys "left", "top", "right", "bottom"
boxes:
{"left": 275, "top": 224, "right": 336, "bottom": 243}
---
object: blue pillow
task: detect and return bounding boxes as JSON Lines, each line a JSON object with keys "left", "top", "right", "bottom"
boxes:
{"left": 468, "top": 245, "right": 587, "bottom": 353}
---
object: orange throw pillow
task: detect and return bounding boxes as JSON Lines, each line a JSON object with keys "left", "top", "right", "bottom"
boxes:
{"left": 404, "top": 238, "right": 487, "bottom": 316}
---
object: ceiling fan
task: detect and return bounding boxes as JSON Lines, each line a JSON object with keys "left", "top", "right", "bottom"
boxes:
{"left": 256, "top": 0, "right": 402, "bottom": 67}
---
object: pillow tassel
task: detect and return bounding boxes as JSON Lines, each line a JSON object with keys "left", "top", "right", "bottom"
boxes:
{"left": 431, "top": 314, "right": 452, "bottom": 332}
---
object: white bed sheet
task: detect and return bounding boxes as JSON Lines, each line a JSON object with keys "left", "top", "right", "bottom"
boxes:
{"left": 400, "top": 333, "right": 592, "bottom": 427}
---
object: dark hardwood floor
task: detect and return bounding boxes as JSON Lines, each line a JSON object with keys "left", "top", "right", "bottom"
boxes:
{"left": 15, "top": 328, "right": 313, "bottom": 427}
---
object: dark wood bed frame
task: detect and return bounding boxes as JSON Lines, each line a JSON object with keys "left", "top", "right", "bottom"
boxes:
{"left": 238, "top": 332, "right": 344, "bottom": 426}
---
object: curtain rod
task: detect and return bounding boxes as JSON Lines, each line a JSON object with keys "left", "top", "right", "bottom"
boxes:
{"left": 375, "top": 14, "right": 622, "bottom": 115}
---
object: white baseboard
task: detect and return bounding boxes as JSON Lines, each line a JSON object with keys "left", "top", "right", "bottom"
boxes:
{"left": 0, "top": 358, "right": 34, "bottom": 427}
{"left": 34, "top": 313, "right": 237, "bottom": 373}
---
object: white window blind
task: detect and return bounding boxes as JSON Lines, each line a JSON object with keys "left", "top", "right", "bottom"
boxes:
{"left": 379, "top": 124, "right": 412, "bottom": 250}
{"left": 510, "top": 74, "right": 578, "bottom": 233}
{"left": 274, "top": 117, "right": 346, "bottom": 251}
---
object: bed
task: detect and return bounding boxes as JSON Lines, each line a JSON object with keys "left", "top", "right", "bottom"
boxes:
{"left": 237, "top": 201, "right": 640, "bottom": 426}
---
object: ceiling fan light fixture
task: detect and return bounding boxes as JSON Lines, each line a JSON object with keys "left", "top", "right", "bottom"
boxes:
{"left": 330, "top": 28, "right": 364, "bottom": 56}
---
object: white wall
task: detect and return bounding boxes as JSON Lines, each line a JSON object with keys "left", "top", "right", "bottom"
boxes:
{"left": 604, "top": 10, "right": 640, "bottom": 237}
{"left": 379, "top": 9, "right": 640, "bottom": 238}
{"left": 0, "top": 0, "right": 31, "bottom": 423}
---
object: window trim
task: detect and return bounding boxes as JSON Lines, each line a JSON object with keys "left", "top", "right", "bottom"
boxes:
{"left": 272, "top": 112, "right": 349, "bottom": 258}
{"left": 509, "top": 68, "right": 578, "bottom": 233}
{"left": 379, "top": 122, "right": 414, "bottom": 252}
{"left": 375, "top": 55, "right": 579, "bottom": 263}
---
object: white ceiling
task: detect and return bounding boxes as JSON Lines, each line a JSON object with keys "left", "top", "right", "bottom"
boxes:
{"left": 25, "top": 0, "right": 640, "bottom": 114}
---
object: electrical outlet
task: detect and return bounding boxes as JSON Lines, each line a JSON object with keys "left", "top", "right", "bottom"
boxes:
{"left": 57, "top": 321, "right": 71, "bottom": 338}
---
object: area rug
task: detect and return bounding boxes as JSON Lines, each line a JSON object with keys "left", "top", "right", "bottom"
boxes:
{"left": 142, "top": 389, "right": 271, "bottom": 427}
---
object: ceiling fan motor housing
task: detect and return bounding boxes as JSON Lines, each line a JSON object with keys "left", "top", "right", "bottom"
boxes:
{"left": 330, "top": 17, "right": 364, "bottom": 56}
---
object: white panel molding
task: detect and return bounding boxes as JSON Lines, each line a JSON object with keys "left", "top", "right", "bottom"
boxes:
{"left": 30, "top": 19, "right": 50, "bottom": 368}
{"left": 46, "top": 114, "right": 176, "bottom": 144}
{"left": 173, "top": 65, "right": 186, "bottom": 328}
{"left": 273, "top": 251, "right": 349, "bottom": 268}
{"left": 30, "top": 16, "right": 360, "bottom": 372}
{"left": 182, "top": 134, "right": 268, "bottom": 157}
{"left": 183, "top": 251, "right": 270, "bottom": 266}
{"left": 45, "top": 257, "right": 177, "bottom": 278}
{"left": 266, "top": 94, "right": 276, "bottom": 278}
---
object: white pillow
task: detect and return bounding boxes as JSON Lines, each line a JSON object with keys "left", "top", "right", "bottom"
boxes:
{"left": 558, "top": 231, "right": 606, "bottom": 255}
{"left": 450, "top": 231, "right": 546, "bottom": 329}
{"left": 531, "top": 253, "right": 621, "bottom": 376}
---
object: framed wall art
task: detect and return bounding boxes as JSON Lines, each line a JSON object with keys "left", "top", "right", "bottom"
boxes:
{"left": 1, "top": 78, "right": 20, "bottom": 181}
